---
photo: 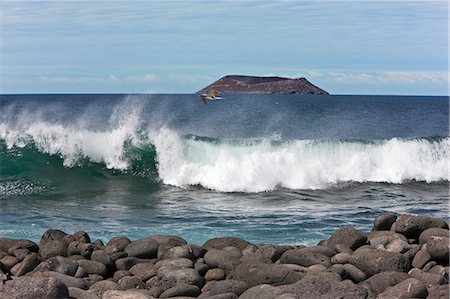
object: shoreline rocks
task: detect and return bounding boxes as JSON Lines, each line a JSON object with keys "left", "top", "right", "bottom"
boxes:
{"left": 0, "top": 213, "right": 448, "bottom": 299}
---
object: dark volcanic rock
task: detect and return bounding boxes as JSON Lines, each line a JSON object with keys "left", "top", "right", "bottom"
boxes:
{"left": 238, "top": 284, "right": 284, "bottom": 299}
{"left": 39, "top": 240, "right": 67, "bottom": 260}
{"left": 231, "top": 262, "right": 303, "bottom": 287}
{"left": 197, "top": 75, "right": 329, "bottom": 95}
{"left": 160, "top": 284, "right": 201, "bottom": 298}
{"left": 42, "top": 271, "right": 89, "bottom": 290}
{"left": 427, "top": 236, "right": 449, "bottom": 263}
{"left": 279, "top": 248, "right": 331, "bottom": 267}
{"left": 11, "top": 252, "right": 39, "bottom": 276}
{"left": 124, "top": 237, "right": 159, "bottom": 259}
{"left": 373, "top": 212, "right": 397, "bottom": 231}
{"left": 377, "top": 277, "right": 427, "bottom": 298}
{"left": 392, "top": 215, "right": 448, "bottom": 239}
{"left": 129, "top": 262, "right": 156, "bottom": 281}
{"left": 419, "top": 227, "right": 449, "bottom": 244}
{"left": 104, "top": 236, "right": 131, "bottom": 255}
{"left": 327, "top": 227, "right": 367, "bottom": 251}
{"left": 77, "top": 259, "right": 108, "bottom": 276}
{"left": 39, "top": 229, "right": 67, "bottom": 246}
{"left": 149, "top": 235, "right": 187, "bottom": 247}
{"left": 202, "top": 279, "right": 249, "bottom": 296}
{"left": 359, "top": 270, "right": 409, "bottom": 295}
{"left": 0, "top": 238, "right": 38, "bottom": 253}
{"left": 117, "top": 275, "right": 146, "bottom": 290}
{"left": 1, "top": 274, "right": 69, "bottom": 299}
{"left": 34, "top": 256, "right": 79, "bottom": 276}
{"left": 203, "top": 237, "right": 251, "bottom": 251}
{"left": 88, "top": 280, "right": 120, "bottom": 297}
{"left": 349, "top": 247, "right": 410, "bottom": 277}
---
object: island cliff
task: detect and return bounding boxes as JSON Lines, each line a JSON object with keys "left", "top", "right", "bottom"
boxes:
{"left": 197, "top": 75, "right": 329, "bottom": 95}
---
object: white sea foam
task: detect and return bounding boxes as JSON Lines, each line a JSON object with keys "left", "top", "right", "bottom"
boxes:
{"left": 150, "top": 128, "right": 449, "bottom": 192}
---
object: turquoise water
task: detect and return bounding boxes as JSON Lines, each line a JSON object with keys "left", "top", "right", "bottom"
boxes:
{"left": 0, "top": 94, "right": 448, "bottom": 245}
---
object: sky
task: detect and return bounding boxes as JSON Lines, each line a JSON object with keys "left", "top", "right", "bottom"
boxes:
{"left": 0, "top": 0, "right": 448, "bottom": 95}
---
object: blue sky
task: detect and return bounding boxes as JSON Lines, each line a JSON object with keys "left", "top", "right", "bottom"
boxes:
{"left": 0, "top": 1, "right": 448, "bottom": 95}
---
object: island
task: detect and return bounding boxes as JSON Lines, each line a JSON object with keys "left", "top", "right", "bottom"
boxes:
{"left": 197, "top": 75, "right": 329, "bottom": 95}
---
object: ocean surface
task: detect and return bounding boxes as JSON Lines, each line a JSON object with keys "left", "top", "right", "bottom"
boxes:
{"left": 0, "top": 94, "right": 448, "bottom": 245}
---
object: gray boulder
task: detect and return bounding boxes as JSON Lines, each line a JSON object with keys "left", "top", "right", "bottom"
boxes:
{"left": 1, "top": 274, "right": 69, "bottom": 298}
{"left": 155, "top": 257, "right": 194, "bottom": 269}
{"left": 373, "top": 212, "right": 397, "bottom": 231}
{"left": 412, "top": 247, "right": 431, "bottom": 269}
{"left": 419, "top": 227, "right": 449, "bottom": 244}
{"left": 34, "top": 256, "right": 79, "bottom": 276}
{"left": 202, "top": 279, "right": 249, "bottom": 296}
{"left": 159, "top": 284, "right": 201, "bottom": 298}
{"left": 0, "top": 238, "right": 38, "bottom": 252}
{"left": 157, "top": 266, "right": 204, "bottom": 289}
{"left": 238, "top": 284, "right": 284, "bottom": 299}
{"left": 279, "top": 248, "right": 331, "bottom": 267}
{"left": 39, "top": 240, "right": 67, "bottom": 260}
{"left": 392, "top": 215, "right": 448, "bottom": 239}
{"left": 427, "top": 236, "right": 449, "bottom": 263}
{"left": 87, "top": 280, "right": 120, "bottom": 298}
{"left": 349, "top": 247, "right": 410, "bottom": 277}
{"left": 327, "top": 227, "right": 367, "bottom": 251}
{"left": 77, "top": 260, "right": 108, "bottom": 276}
{"left": 203, "top": 237, "right": 251, "bottom": 251}
{"left": 149, "top": 235, "right": 187, "bottom": 247}
{"left": 117, "top": 275, "right": 146, "bottom": 290}
{"left": 408, "top": 268, "right": 447, "bottom": 287}
{"left": 104, "top": 236, "right": 131, "bottom": 254}
{"left": 231, "top": 262, "right": 303, "bottom": 287}
{"left": 10, "top": 252, "right": 39, "bottom": 276}
{"left": 129, "top": 262, "right": 156, "bottom": 281}
{"left": 377, "top": 277, "right": 427, "bottom": 298}
{"left": 359, "top": 270, "right": 409, "bottom": 295}
{"left": 68, "top": 287, "right": 100, "bottom": 299}
{"left": 43, "top": 271, "right": 89, "bottom": 289}
{"left": 124, "top": 237, "right": 159, "bottom": 259}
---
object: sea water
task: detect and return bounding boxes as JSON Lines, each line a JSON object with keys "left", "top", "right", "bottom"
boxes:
{"left": 0, "top": 94, "right": 448, "bottom": 245}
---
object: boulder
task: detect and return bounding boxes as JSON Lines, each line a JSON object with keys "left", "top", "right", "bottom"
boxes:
{"left": 255, "top": 244, "right": 292, "bottom": 262}
{"left": 326, "top": 227, "right": 367, "bottom": 251}
{"left": 159, "top": 284, "right": 201, "bottom": 298}
{"left": 88, "top": 280, "right": 120, "bottom": 298}
{"left": 205, "top": 268, "right": 225, "bottom": 281}
{"left": 102, "top": 290, "right": 153, "bottom": 299}
{"left": 0, "top": 238, "right": 38, "bottom": 253}
{"left": 149, "top": 235, "right": 187, "bottom": 247}
{"left": 331, "top": 252, "right": 350, "bottom": 264}
{"left": 34, "top": 256, "right": 79, "bottom": 276}
{"left": 238, "top": 284, "right": 284, "bottom": 299}
{"left": 11, "top": 252, "right": 39, "bottom": 276}
{"left": 426, "top": 236, "right": 449, "bottom": 263}
{"left": 349, "top": 247, "right": 410, "bottom": 277}
{"left": 373, "top": 212, "right": 397, "bottom": 231}
{"left": 160, "top": 244, "right": 194, "bottom": 260}
{"left": 39, "top": 229, "right": 67, "bottom": 246}
{"left": 419, "top": 227, "right": 449, "bottom": 244}
{"left": 117, "top": 275, "right": 146, "bottom": 290}
{"left": 0, "top": 255, "right": 18, "bottom": 271}
{"left": 392, "top": 215, "right": 448, "bottom": 239}
{"left": 68, "top": 287, "right": 100, "bottom": 299}
{"left": 202, "top": 279, "right": 248, "bottom": 296}
{"left": 203, "top": 237, "right": 250, "bottom": 251}
{"left": 112, "top": 270, "right": 132, "bottom": 282}
{"left": 204, "top": 247, "right": 242, "bottom": 270}
{"left": 43, "top": 271, "right": 89, "bottom": 289}
{"left": 104, "top": 236, "right": 131, "bottom": 255}
{"left": 342, "top": 263, "right": 367, "bottom": 283}
{"left": 408, "top": 268, "right": 447, "bottom": 287}
{"left": 115, "top": 257, "right": 146, "bottom": 270}
{"left": 155, "top": 257, "right": 194, "bottom": 269}
{"left": 230, "top": 262, "right": 303, "bottom": 287}
{"left": 39, "top": 240, "right": 68, "bottom": 260}
{"left": 198, "top": 292, "right": 238, "bottom": 299}
{"left": 129, "top": 262, "right": 156, "bottom": 281}
{"left": 376, "top": 277, "right": 427, "bottom": 298}
{"left": 385, "top": 238, "right": 410, "bottom": 253}
{"left": 72, "top": 231, "right": 91, "bottom": 243}
{"left": 124, "top": 237, "right": 158, "bottom": 259}
{"left": 77, "top": 260, "right": 108, "bottom": 276}
{"left": 279, "top": 248, "right": 331, "bottom": 267}
{"left": 12, "top": 248, "right": 30, "bottom": 261}
{"left": 157, "top": 266, "right": 204, "bottom": 289}
{"left": 1, "top": 275, "right": 69, "bottom": 298}
{"left": 359, "top": 270, "right": 409, "bottom": 295}
{"left": 90, "top": 250, "right": 112, "bottom": 267}
{"left": 412, "top": 247, "right": 431, "bottom": 269}
{"left": 278, "top": 272, "right": 368, "bottom": 298}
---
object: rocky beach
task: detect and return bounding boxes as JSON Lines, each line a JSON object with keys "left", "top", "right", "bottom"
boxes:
{"left": 0, "top": 213, "right": 448, "bottom": 299}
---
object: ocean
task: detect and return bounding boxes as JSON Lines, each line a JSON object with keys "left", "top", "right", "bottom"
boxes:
{"left": 0, "top": 94, "right": 448, "bottom": 245}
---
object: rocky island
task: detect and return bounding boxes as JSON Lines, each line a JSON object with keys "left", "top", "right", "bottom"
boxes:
{"left": 0, "top": 213, "right": 449, "bottom": 298}
{"left": 197, "top": 75, "right": 329, "bottom": 95}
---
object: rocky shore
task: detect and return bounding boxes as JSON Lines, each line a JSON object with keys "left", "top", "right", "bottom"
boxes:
{"left": 0, "top": 213, "right": 449, "bottom": 299}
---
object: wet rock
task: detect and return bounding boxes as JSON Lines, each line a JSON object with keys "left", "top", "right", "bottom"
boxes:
{"left": 238, "top": 284, "right": 284, "bottom": 299}
{"left": 359, "top": 270, "right": 409, "bottom": 295}
{"left": 377, "top": 277, "right": 427, "bottom": 298}
{"left": 392, "top": 215, "right": 448, "bottom": 239}
{"left": 1, "top": 274, "right": 69, "bottom": 298}
{"left": 160, "top": 284, "right": 201, "bottom": 298}
{"left": 104, "top": 236, "right": 131, "bottom": 255}
{"left": 202, "top": 279, "right": 248, "bottom": 296}
{"left": 203, "top": 237, "right": 251, "bottom": 251}
{"left": 349, "top": 247, "right": 410, "bottom": 277}
{"left": 373, "top": 212, "right": 397, "bottom": 231}
{"left": 77, "top": 260, "right": 108, "bottom": 276}
{"left": 231, "top": 262, "right": 303, "bottom": 287}
{"left": 117, "top": 275, "right": 146, "bottom": 289}
{"left": 129, "top": 262, "right": 156, "bottom": 281}
{"left": 124, "top": 237, "right": 159, "bottom": 259}
{"left": 34, "top": 256, "right": 79, "bottom": 276}
{"left": 279, "top": 248, "right": 331, "bottom": 267}
{"left": 11, "top": 252, "right": 39, "bottom": 276}
{"left": 327, "top": 227, "right": 367, "bottom": 251}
